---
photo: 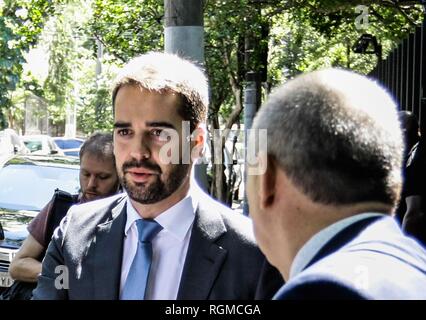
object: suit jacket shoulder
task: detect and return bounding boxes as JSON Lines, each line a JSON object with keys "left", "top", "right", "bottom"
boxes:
{"left": 33, "top": 193, "right": 127, "bottom": 300}
{"left": 58, "top": 194, "right": 126, "bottom": 259}
{"left": 276, "top": 216, "right": 426, "bottom": 300}
{"left": 178, "top": 190, "right": 284, "bottom": 300}
{"left": 199, "top": 190, "right": 257, "bottom": 242}
{"left": 65, "top": 193, "right": 126, "bottom": 229}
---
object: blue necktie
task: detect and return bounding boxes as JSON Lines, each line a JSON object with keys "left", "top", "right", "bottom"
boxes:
{"left": 122, "top": 219, "right": 162, "bottom": 300}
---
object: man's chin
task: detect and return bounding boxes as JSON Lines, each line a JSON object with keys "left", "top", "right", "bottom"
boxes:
{"left": 83, "top": 193, "right": 99, "bottom": 202}
{"left": 125, "top": 183, "right": 168, "bottom": 204}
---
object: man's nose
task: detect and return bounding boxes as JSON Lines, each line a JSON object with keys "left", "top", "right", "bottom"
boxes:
{"left": 87, "top": 175, "right": 97, "bottom": 189}
{"left": 129, "top": 138, "right": 151, "bottom": 161}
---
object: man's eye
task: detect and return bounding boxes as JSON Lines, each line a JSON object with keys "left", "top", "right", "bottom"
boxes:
{"left": 151, "top": 129, "right": 162, "bottom": 137}
{"left": 152, "top": 129, "right": 170, "bottom": 141}
{"left": 118, "top": 129, "right": 130, "bottom": 136}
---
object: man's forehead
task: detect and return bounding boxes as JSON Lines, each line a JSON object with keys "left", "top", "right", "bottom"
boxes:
{"left": 115, "top": 84, "right": 182, "bottom": 102}
{"left": 81, "top": 153, "right": 114, "bottom": 165}
{"left": 115, "top": 89, "right": 182, "bottom": 115}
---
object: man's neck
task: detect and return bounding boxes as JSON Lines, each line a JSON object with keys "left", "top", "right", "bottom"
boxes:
{"left": 280, "top": 201, "right": 392, "bottom": 280}
{"left": 129, "top": 180, "right": 191, "bottom": 219}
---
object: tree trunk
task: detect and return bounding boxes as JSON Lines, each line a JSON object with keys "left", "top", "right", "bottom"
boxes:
{"left": 209, "top": 112, "right": 227, "bottom": 203}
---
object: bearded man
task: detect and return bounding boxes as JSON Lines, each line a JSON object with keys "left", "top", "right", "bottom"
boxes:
{"left": 32, "top": 52, "right": 283, "bottom": 300}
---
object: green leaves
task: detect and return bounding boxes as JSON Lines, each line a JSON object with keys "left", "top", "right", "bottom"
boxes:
{"left": 0, "top": 0, "right": 54, "bottom": 129}
{"left": 89, "top": 0, "right": 163, "bottom": 62}
{"left": 2, "top": 0, "right": 422, "bottom": 132}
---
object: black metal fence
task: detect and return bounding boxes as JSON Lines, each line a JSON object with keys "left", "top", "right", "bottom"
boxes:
{"left": 369, "top": 20, "right": 426, "bottom": 128}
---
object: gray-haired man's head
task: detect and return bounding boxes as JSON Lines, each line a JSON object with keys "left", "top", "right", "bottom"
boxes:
{"left": 252, "top": 68, "right": 403, "bottom": 207}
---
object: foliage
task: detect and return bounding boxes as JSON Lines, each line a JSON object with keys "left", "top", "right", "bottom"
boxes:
{"left": 5, "top": 72, "right": 44, "bottom": 131}
{"left": 72, "top": 0, "right": 165, "bottom": 135}
{"left": 40, "top": 0, "right": 115, "bottom": 136}
{"left": 5, "top": 0, "right": 422, "bottom": 201}
{"left": 263, "top": 0, "right": 424, "bottom": 85}
{"left": 85, "top": 0, "right": 424, "bottom": 203}
{"left": 87, "top": 0, "right": 424, "bottom": 122}
{"left": 77, "top": 64, "right": 116, "bottom": 134}
{"left": 89, "top": 0, "right": 163, "bottom": 62}
{"left": 0, "top": 0, "right": 54, "bottom": 129}
{"left": 42, "top": 2, "right": 81, "bottom": 132}
{"left": 205, "top": 0, "right": 246, "bottom": 120}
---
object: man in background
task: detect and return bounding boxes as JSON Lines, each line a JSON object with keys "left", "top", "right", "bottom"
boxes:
{"left": 394, "top": 111, "right": 419, "bottom": 223}
{"left": 9, "top": 132, "right": 120, "bottom": 286}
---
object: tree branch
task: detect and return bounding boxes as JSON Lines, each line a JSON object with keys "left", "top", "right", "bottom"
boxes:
{"left": 394, "top": 3, "right": 420, "bottom": 27}
{"left": 93, "top": 34, "right": 126, "bottom": 63}
{"left": 221, "top": 40, "right": 243, "bottom": 131}
{"left": 221, "top": 40, "right": 238, "bottom": 95}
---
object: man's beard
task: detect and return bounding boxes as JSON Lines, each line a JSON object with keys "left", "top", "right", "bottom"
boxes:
{"left": 120, "top": 159, "right": 190, "bottom": 204}
{"left": 80, "top": 188, "right": 116, "bottom": 203}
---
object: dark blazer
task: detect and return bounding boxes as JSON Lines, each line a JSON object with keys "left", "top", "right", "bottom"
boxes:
{"left": 275, "top": 215, "right": 426, "bottom": 300}
{"left": 33, "top": 190, "right": 283, "bottom": 300}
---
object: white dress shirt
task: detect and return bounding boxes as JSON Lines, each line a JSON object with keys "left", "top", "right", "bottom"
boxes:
{"left": 289, "top": 213, "right": 384, "bottom": 279}
{"left": 119, "top": 192, "right": 197, "bottom": 300}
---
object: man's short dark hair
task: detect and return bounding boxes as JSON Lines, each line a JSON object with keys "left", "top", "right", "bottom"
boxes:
{"left": 112, "top": 52, "right": 209, "bottom": 132}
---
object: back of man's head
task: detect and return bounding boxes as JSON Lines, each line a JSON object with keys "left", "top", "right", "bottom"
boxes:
{"left": 253, "top": 68, "right": 403, "bottom": 207}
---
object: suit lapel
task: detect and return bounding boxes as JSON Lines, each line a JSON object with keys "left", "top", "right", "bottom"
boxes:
{"left": 177, "top": 204, "right": 227, "bottom": 299}
{"left": 92, "top": 196, "right": 127, "bottom": 300}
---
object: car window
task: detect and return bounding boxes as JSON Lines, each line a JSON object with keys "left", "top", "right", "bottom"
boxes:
{"left": 64, "top": 150, "right": 80, "bottom": 157}
{"left": 0, "top": 164, "right": 80, "bottom": 211}
{"left": 54, "top": 139, "right": 83, "bottom": 149}
{"left": 53, "top": 139, "right": 64, "bottom": 149}
{"left": 23, "top": 141, "right": 43, "bottom": 152}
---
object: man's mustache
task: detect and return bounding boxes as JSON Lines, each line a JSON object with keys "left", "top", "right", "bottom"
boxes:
{"left": 122, "top": 159, "right": 162, "bottom": 174}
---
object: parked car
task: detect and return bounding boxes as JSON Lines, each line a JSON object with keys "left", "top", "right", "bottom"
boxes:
{"left": 21, "top": 135, "right": 63, "bottom": 156}
{"left": 53, "top": 137, "right": 84, "bottom": 157}
{"left": 0, "top": 129, "right": 29, "bottom": 165}
{"left": 0, "top": 155, "right": 80, "bottom": 290}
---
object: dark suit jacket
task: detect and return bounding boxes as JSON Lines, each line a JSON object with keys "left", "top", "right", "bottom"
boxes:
{"left": 33, "top": 191, "right": 283, "bottom": 300}
{"left": 275, "top": 215, "right": 426, "bottom": 300}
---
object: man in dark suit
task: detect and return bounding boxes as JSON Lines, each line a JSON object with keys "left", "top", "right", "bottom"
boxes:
{"left": 33, "top": 52, "right": 282, "bottom": 300}
{"left": 246, "top": 68, "right": 426, "bottom": 299}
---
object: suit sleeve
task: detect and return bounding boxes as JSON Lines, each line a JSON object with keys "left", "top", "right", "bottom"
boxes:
{"left": 32, "top": 213, "right": 70, "bottom": 300}
{"left": 254, "top": 258, "right": 285, "bottom": 300}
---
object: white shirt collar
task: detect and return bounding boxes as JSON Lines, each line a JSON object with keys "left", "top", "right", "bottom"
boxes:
{"left": 289, "top": 212, "right": 384, "bottom": 279}
{"left": 124, "top": 190, "right": 198, "bottom": 242}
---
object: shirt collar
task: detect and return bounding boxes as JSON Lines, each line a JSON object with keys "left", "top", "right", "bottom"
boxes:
{"left": 289, "top": 212, "right": 384, "bottom": 279}
{"left": 124, "top": 189, "right": 198, "bottom": 242}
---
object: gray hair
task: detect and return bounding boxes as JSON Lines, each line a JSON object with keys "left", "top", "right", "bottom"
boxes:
{"left": 79, "top": 132, "right": 115, "bottom": 163}
{"left": 112, "top": 51, "right": 209, "bottom": 132}
{"left": 253, "top": 68, "right": 403, "bottom": 206}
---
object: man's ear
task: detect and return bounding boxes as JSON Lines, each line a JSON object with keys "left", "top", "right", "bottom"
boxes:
{"left": 190, "top": 125, "right": 206, "bottom": 161}
{"left": 259, "top": 154, "right": 277, "bottom": 210}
